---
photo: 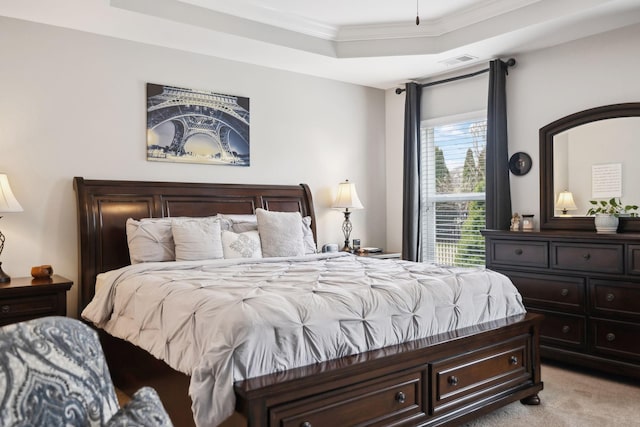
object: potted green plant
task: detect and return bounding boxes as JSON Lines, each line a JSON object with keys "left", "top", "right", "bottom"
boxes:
{"left": 586, "top": 198, "right": 638, "bottom": 233}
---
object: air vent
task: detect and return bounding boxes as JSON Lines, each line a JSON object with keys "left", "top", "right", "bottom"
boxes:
{"left": 439, "top": 55, "right": 478, "bottom": 66}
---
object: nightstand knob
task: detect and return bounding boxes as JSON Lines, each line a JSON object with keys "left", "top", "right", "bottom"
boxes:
{"left": 395, "top": 391, "right": 406, "bottom": 404}
{"left": 1, "top": 305, "right": 9, "bottom": 314}
{"left": 562, "top": 325, "right": 570, "bottom": 334}
{"left": 509, "top": 355, "right": 519, "bottom": 365}
{"left": 606, "top": 293, "right": 615, "bottom": 302}
{"left": 606, "top": 333, "right": 616, "bottom": 342}
{"left": 583, "top": 253, "right": 591, "bottom": 261}
{"left": 514, "top": 248, "right": 523, "bottom": 255}
{"left": 448, "top": 375, "right": 459, "bottom": 386}
{"left": 301, "top": 422, "right": 312, "bottom": 427}
{"left": 560, "top": 288, "right": 569, "bottom": 297}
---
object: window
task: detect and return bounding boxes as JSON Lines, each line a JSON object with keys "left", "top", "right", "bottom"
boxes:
{"left": 420, "top": 111, "right": 486, "bottom": 267}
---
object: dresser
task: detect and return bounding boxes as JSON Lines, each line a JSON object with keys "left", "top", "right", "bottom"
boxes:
{"left": 482, "top": 229, "right": 640, "bottom": 378}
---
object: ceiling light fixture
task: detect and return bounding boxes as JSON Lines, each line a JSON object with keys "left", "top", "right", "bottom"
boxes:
{"left": 416, "top": 0, "right": 420, "bottom": 25}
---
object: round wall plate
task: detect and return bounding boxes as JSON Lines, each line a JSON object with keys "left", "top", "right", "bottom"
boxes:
{"left": 509, "top": 152, "right": 532, "bottom": 176}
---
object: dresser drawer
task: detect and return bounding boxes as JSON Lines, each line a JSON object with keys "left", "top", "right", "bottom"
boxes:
{"left": 271, "top": 368, "right": 426, "bottom": 427}
{"left": 551, "top": 243, "right": 623, "bottom": 273}
{"left": 591, "top": 318, "right": 640, "bottom": 362}
{"left": 489, "top": 240, "right": 548, "bottom": 268}
{"left": 431, "top": 338, "right": 531, "bottom": 414}
{"left": 591, "top": 280, "right": 640, "bottom": 321}
{"left": 506, "top": 272, "right": 585, "bottom": 313}
{"left": 0, "top": 294, "right": 59, "bottom": 325}
{"left": 627, "top": 245, "right": 640, "bottom": 275}
{"left": 530, "top": 309, "right": 586, "bottom": 350}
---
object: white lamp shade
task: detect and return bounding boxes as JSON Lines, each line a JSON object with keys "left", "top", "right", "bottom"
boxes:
{"left": 0, "top": 174, "right": 23, "bottom": 213}
{"left": 332, "top": 180, "right": 364, "bottom": 210}
{"left": 556, "top": 190, "right": 577, "bottom": 211}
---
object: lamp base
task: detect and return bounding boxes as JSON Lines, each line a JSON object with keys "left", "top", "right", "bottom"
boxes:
{"left": 0, "top": 262, "right": 10, "bottom": 283}
{"left": 341, "top": 210, "right": 353, "bottom": 253}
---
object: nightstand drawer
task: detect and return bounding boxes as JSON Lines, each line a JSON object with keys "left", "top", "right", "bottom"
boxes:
{"left": 551, "top": 243, "right": 623, "bottom": 273}
{"left": 0, "top": 275, "right": 72, "bottom": 326}
{"left": 0, "top": 294, "right": 59, "bottom": 324}
{"left": 489, "top": 240, "right": 548, "bottom": 268}
{"left": 507, "top": 272, "right": 585, "bottom": 313}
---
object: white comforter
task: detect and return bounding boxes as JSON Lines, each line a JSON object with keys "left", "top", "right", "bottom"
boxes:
{"left": 82, "top": 253, "right": 525, "bottom": 427}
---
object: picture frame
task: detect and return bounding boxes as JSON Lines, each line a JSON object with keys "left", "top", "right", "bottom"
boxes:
{"left": 146, "top": 83, "right": 250, "bottom": 166}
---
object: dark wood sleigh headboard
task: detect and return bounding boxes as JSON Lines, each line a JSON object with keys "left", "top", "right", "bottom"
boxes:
{"left": 73, "top": 177, "right": 316, "bottom": 316}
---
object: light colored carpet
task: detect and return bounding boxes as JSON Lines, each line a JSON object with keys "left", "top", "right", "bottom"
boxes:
{"left": 464, "top": 362, "right": 640, "bottom": 427}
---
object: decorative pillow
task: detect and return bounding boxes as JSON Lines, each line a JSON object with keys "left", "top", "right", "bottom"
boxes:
{"left": 256, "top": 208, "right": 305, "bottom": 257}
{"left": 220, "top": 214, "right": 258, "bottom": 233}
{"left": 171, "top": 217, "right": 223, "bottom": 261}
{"left": 302, "top": 216, "right": 317, "bottom": 254}
{"left": 105, "top": 387, "right": 173, "bottom": 427}
{"left": 126, "top": 218, "right": 175, "bottom": 264}
{"left": 221, "top": 230, "right": 262, "bottom": 259}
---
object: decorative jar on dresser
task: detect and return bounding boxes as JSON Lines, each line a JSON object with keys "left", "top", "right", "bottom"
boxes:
{"left": 482, "top": 229, "right": 640, "bottom": 379}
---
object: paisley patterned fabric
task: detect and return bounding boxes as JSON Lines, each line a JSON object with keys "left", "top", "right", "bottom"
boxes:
{"left": 0, "top": 316, "right": 172, "bottom": 427}
{"left": 105, "top": 387, "right": 172, "bottom": 427}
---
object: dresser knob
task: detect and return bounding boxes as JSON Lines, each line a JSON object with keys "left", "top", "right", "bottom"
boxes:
{"left": 448, "top": 375, "right": 459, "bottom": 386}
{"left": 562, "top": 325, "right": 570, "bottom": 334}
{"left": 560, "top": 288, "right": 569, "bottom": 297}
{"left": 583, "top": 253, "right": 591, "bottom": 261}
{"left": 509, "top": 355, "right": 519, "bottom": 365}
{"left": 395, "top": 391, "right": 406, "bottom": 404}
{"left": 1, "top": 305, "right": 9, "bottom": 314}
{"left": 606, "top": 293, "right": 615, "bottom": 302}
{"left": 514, "top": 249, "right": 523, "bottom": 255}
{"left": 301, "top": 422, "right": 312, "bottom": 427}
{"left": 606, "top": 333, "right": 616, "bottom": 342}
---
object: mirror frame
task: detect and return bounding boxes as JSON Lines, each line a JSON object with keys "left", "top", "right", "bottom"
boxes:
{"left": 540, "top": 102, "right": 640, "bottom": 231}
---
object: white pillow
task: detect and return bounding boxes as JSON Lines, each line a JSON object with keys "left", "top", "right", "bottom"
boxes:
{"left": 221, "top": 230, "right": 262, "bottom": 259}
{"left": 126, "top": 218, "right": 175, "bottom": 264}
{"left": 256, "top": 208, "right": 305, "bottom": 257}
{"left": 219, "top": 214, "right": 258, "bottom": 233}
{"left": 171, "top": 217, "right": 224, "bottom": 261}
{"left": 302, "top": 216, "right": 317, "bottom": 254}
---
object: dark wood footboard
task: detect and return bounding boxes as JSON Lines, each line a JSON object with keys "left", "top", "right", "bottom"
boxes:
{"left": 100, "top": 313, "right": 543, "bottom": 426}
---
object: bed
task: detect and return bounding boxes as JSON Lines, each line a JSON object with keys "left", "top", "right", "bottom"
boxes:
{"left": 74, "top": 177, "right": 543, "bottom": 427}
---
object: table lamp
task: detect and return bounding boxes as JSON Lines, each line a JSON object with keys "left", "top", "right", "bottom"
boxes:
{"left": 0, "top": 174, "right": 23, "bottom": 283}
{"left": 556, "top": 190, "right": 577, "bottom": 216}
{"left": 332, "top": 180, "right": 364, "bottom": 252}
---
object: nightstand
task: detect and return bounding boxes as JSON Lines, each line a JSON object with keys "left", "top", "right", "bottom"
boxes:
{"left": 355, "top": 251, "right": 401, "bottom": 259}
{"left": 0, "top": 275, "right": 72, "bottom": 326}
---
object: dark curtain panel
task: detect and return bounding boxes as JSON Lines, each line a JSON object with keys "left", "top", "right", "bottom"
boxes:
{"left": 486, "top": 59, "right": 512, "bottom": 230}
{"left": 402, "top": 82, "right": 422, "bottom": 261}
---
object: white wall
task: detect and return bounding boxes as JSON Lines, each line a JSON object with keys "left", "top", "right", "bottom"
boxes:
{"left": 0, "top": 17, "right": 386, "bottom": 316}
{"left": 386, "top": 22, "right": 640, "bottom": 241}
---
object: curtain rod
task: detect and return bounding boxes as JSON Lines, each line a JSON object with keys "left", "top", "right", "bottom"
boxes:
{"left": 395, "top": 58, "right": 516, "bottom": 94}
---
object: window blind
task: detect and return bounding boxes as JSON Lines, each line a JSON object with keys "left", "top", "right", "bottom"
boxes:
{"left": 420, "top": 115, "right": 487, "bottom": 267}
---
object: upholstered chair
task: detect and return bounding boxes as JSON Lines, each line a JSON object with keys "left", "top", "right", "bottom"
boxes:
{"left": 0, "top": 316, "right": 173, "bottom": 426}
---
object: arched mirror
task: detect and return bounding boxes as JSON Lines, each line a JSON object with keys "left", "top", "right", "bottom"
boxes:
{"left": 540, "top": 103, "right": 640, "bottom": 231}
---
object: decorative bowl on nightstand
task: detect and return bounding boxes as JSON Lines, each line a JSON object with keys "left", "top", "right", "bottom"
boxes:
{"left": 31, "top": 265, "right": 53, "bottom": 279}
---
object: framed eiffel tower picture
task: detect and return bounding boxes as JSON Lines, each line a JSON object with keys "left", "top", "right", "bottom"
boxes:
{"left": 146, "top": 83, "right": 250, "bottom": 166}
